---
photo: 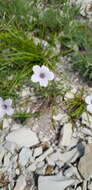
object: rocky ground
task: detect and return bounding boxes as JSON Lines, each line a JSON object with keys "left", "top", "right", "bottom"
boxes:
{"left": 0, "top": 0, "right": 92, "bottom": 190}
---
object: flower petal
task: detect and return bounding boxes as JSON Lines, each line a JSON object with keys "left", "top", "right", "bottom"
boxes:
{"left": 32, "top": 65, "right": 40, "bottom": 73}
{"left": 39, "top": 79, "right": 48, "bottom": 87}
{"left": 0, "top": 97, "right": 3, "bottom": 104}
{"left": 41, "top": 65, "right": 49, "bottom": 73}
{"left": 48, "top": 71, "right": 54, "bottom": 81}
{"left": 87, "top": 105, "right": 92, "bottom": 113}
{"left": 31, "top": 74, "right": 39, "bottom": 82}
{"left": 5, "top": 107, "right": 14, "bottom": 116}
{"left": 85, "top": 96, "right": 92, "bottom": 105}
{"left": 4, "top": 98, "right": 12, "bottom": 106}
{"left": 0, "top": 107, "right": 5, "bottom": 118}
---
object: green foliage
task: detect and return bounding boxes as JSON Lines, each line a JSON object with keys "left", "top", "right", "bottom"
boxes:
{"left": 0, "top": 0, "right": 32, "bottom": 29}
{"left": 33, "top": 81, "right": 65, "bottom": 107}
{"left": 0, "top": 28, "right": 53, "bottom": 99}
{"left": 66, "top": 91, "right": 86, "bottom": 120}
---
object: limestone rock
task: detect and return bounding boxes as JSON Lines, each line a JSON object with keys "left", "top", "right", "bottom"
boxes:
{"left": 82, "top": 112, "right": 92, "bottom": 128}
{"left": 60, "top": 123, "right": 73, "bottom": 147}
{"left": 19, "top": 147, "right": 33, "bottom": 166}
{"left": 38, "top": 176, "right": 75, "bottom": 190}
{"left": 33, "top": 147, "right": 43, "bottom": 158}
{"left": 78, "top": 144, "right": 92, "bottom": 179}
{"left": 14, "top": 175, "right": 26, "bottom": 190}
{"left": 6, "top": 128, "right": 39, "bottom": 148}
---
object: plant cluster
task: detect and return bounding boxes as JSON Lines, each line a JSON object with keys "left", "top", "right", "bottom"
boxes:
{"left": 65, "top": 91, "right": 86, "bottom": 120}
{"left": 0, "top": 0, "right": 92, "bottom": 122}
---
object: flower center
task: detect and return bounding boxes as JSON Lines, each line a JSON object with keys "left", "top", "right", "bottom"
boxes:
{"left": 3, "top": 104, "right": 8, "bottom": 109}
{"left": 39, "top": 73, "right": 45, "bottom": 79}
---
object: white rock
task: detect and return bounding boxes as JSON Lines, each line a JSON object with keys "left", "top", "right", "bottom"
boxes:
{"left": 35, "top": 147, "right": 53, "bottom": 163}
{"left": 4, "top": 153, "right": 11, "bottom": 168}
{"left": 64, "top": 92, "right": 74, "bottom": 100}
{"left": 76, "top": 187, "right": 82, "bottom": 190}
{"left": 47, "top": 151, "right": 62, "bottom": 166}
{"left": 28, "top": 163, "right": 36, "bottom": 172}
{"left": 19, "top": 147, "right": 32, "bottom": 166}
{"left": 3, "top": 118, "right": 11, "bottom": 129}
{"left": 60, "top": 113, "right": 69, "bottom": 124}
{"left": 61, "top": 123, "right": 73, "bottom": 146}
{"left": 80, "top": 127, "right": 92, "bottom": 136}
{"left": 82, "top": 112, "right": 92, "bottom": 128}
{"left": 11, "top": 123, "right": 22, "bottom": 131}
{"left": 14, "top": 175, "right": 26, "bottom": 190}
{"left": 78, "top": 144, "right": 92, "bottom": 179}
{"left": 33, "top": 147, "right": 43, "bottom": 158}
{"left": 16, "top": 168, "right": 20, "bottom": 175}
{"left": 37, "top": 161, "right": 45, "bottom": 168}
{"left": 38, "top": 176, "right": 75, "bottom": 190}
{"left": 88, "top": 182, "right": 92, "bottom": 190}
{"left": 30, "top": 147, "right": 54, "bottom": 170}
{"left": 0, "top": 146, "right": 6, "bottom": 163}
{"left": 4, "top": 141, "right": 18, "bottom": 153}
{"left": 59, "top": 143, "right": 85, "bottom": 163}
{"left": 64, "top": 167, "right": 75, "bottom": 177}
{"left": 6, "top": 128, "right": 39, "bottom": 148}
{"left": 68, "top": 136, "right": 79, "bottom": 149}
{"left": 53, "top": 113, "right": 63, "bottom": 121}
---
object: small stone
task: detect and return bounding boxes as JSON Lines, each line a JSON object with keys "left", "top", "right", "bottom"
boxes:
{"left": 53, "top": 113, "right": 63, "bottom": 121}
{"left": 78, "top": 144, "right": 92, "bottom": 179}
{"left": 0, "top": 146, "right": 6, "bottom": 163}
{"left": 47, "top": 151, "right": 61, "bottom": 166}
{"left": 76, "top": 187, "right": 82, "bottom": 190}
{"left": 64, "top": 91, "right": 74, "bottom": 100}
{"left": 35, "top": 147, "right": 53, "bottom": 163}
{"left": 88, "top": 182, "right": 92, "bottom": 190}
{"left": 4, "top": 153, "right": 11, "bottom": 168}
{"left": 28, "top": 163, "right": 36, "bottom": 172}
{"left": 60, "top": 142, "right": 85, "bottom": 163}
{"left": 11, "top": 123, "right": 22, "bottom": 131}
{"left": 4, "top": 141, "right": 18, "bottom": 153}
{"left": 60, "top": 123, "right": 73, "bottom": 147}
{"left": 33, "top": 147, "right": 43, "bottom": 158}
{"left": 15, "top": 168, "right": 20, "bottom": 175}
{"left": 19, "top": 147, "right": 32, "bottom": 166}
{"left": 14, "top": 175, "right": 26, "bottom": 190}
{"left": 6, "top": 127, "right": 39, "bottom": 148}
{"left": 60, "top": 113, "right": 69, "bottom": 124}
{"left": 82, "top": 112, "right": 92, "bottom": 128}
{"left": 38, "top": 176, "right": 75, "bottom": 190}
{"left": 37, "top": 161, "right": 45, "bottom": 168}
{"left": 3, "top": 119, "right": 11, "bottom": 129}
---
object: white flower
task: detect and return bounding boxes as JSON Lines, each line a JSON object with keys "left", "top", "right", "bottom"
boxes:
{"left": 0, "top": 97, "right": 14, "bottom": 119}
{"left": 85, "top": 95, "right": 92, "bottom": 113}
{"left": 31, "top": 65, "right": 54, "bottom": 87}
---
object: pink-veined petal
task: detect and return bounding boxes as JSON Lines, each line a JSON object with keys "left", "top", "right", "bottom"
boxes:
{"left": 85, "top": 96, "right": 92, "bottom": 105}
{"left": 87, "top": 104, "right": 92, "bottom": 113}
{"left": 32, "top": 65, "right": 40, "bottom": 73}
